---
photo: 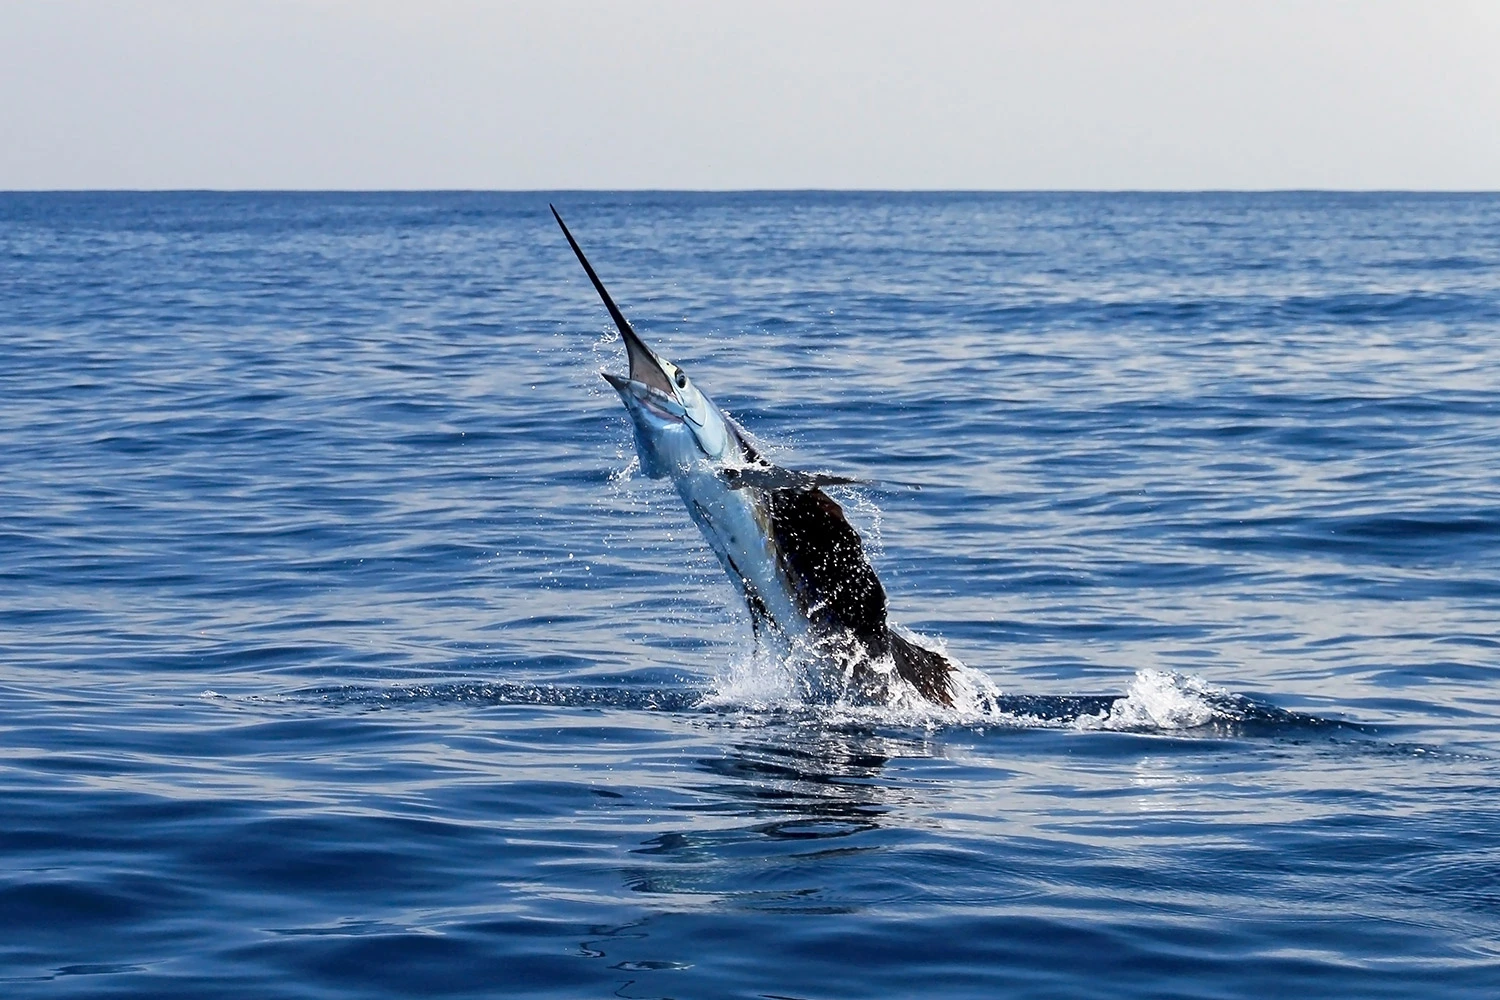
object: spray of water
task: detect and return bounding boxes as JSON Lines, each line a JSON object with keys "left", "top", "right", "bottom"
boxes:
{"left": 704, "top": 646, "right": 1239, "bottom": 732}
{"left": 1074, "top": 669, "right": 1228, "bottom": 731}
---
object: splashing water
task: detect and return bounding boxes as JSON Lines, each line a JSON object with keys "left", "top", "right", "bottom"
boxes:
{"left": 698, "top": 622, "right": 999, "bottom": 721}
{"left": 1075, "top": 668, "right": 1228, "bottom": 731}
{"left": 705, "top": 651, "right": 1242, "bottom": 732}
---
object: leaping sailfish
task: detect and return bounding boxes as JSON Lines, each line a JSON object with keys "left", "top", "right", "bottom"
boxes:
{"left": 552, "top": 206, "right": 956, "bottom": 707}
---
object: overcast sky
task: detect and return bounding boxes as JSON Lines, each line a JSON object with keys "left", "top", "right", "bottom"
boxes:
{"left": 2, "top": 0, "right": 1497, "bottom": 190}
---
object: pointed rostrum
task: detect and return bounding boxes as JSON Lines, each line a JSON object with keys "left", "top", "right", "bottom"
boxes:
{"left": 550, "top": 205, "right": 673, "bottom": 396}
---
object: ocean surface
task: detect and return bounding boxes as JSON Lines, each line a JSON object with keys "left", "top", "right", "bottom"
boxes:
{"left": 3, "top": 191, "right": 1499, "bottom": 998}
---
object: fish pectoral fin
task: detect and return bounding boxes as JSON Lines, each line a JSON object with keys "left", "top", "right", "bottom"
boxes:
{"left": 719, "top": 463, "right": 923, "bottom": 493}
{"left": 719, "top": 463, "right": 869, "bottom": 492}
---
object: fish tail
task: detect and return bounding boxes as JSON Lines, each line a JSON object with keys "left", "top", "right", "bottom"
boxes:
{"left": 889, "top": 630, "right": 955, "bottom": 707}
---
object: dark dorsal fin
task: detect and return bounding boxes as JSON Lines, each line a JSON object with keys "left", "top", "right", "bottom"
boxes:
{"left": 724, "top": 416, "right": 763, "bottom": 464}
{"left": 765, "top": 487, "right": 888, "bottom": 643}
{"left": 765, "top": 486, "right": 956, "bottom": 706}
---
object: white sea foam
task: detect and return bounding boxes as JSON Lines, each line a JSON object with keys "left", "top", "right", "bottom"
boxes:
{"left": 702, "top": 627, "right": 1005, "bottom": 726}
{"left": 706, "top": 660, "right": 1240, "bottom": 732}
{"left": 1074, "top": 668, "right": 1226, "bottom": 731}
{"left": 700, "top": 646, "right": 802, "bottom": 711}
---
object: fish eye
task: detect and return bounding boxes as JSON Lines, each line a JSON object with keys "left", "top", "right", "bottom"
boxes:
{"left": 675, "top": 372, "right": 688, "bottom": 389}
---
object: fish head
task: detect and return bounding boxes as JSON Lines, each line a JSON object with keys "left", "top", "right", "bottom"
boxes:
{"left": 601, "top": 331, "right": 730, "bottom": 477}
{"left": 550, "top": 205, "right": 730, "bottom": 477}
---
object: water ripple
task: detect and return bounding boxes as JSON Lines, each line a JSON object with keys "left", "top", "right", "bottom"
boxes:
{"left": 2, "top": 192, "right": 1499, "bottom": 998}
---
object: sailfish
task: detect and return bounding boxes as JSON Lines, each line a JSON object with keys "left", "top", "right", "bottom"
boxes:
{"left": 552, "top": 206, "right": 957, "bottom": 707}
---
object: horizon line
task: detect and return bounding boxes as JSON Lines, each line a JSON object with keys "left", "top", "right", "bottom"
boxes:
{"left": 3, "top": 187, "right": 1499, "bottom": 196}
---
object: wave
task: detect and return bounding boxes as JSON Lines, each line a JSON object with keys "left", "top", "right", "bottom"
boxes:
{"left": 276, "top": 667, "right": 1367, "bottom": 739}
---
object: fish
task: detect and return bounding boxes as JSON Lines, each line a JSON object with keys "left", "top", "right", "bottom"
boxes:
{"left": 552, "top": 206, "right": 956, "bottom": 707}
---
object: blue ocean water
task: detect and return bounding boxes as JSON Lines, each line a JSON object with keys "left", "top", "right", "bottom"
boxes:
{"left": 2, "top": 190, "right": 1499, "bottom": 998}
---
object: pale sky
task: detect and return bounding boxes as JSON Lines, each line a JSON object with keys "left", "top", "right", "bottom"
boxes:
{"left": 3, "top": 0, "right": 1498, "bottom": 190}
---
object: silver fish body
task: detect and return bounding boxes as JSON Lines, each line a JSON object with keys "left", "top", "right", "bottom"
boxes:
{"left": 553, "top": 206, "right": 955, "bottom": 706}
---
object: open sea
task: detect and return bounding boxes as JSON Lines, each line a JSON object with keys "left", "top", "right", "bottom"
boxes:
{"left": 3, "top": 191, "right": 1499, "bottom": 998}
